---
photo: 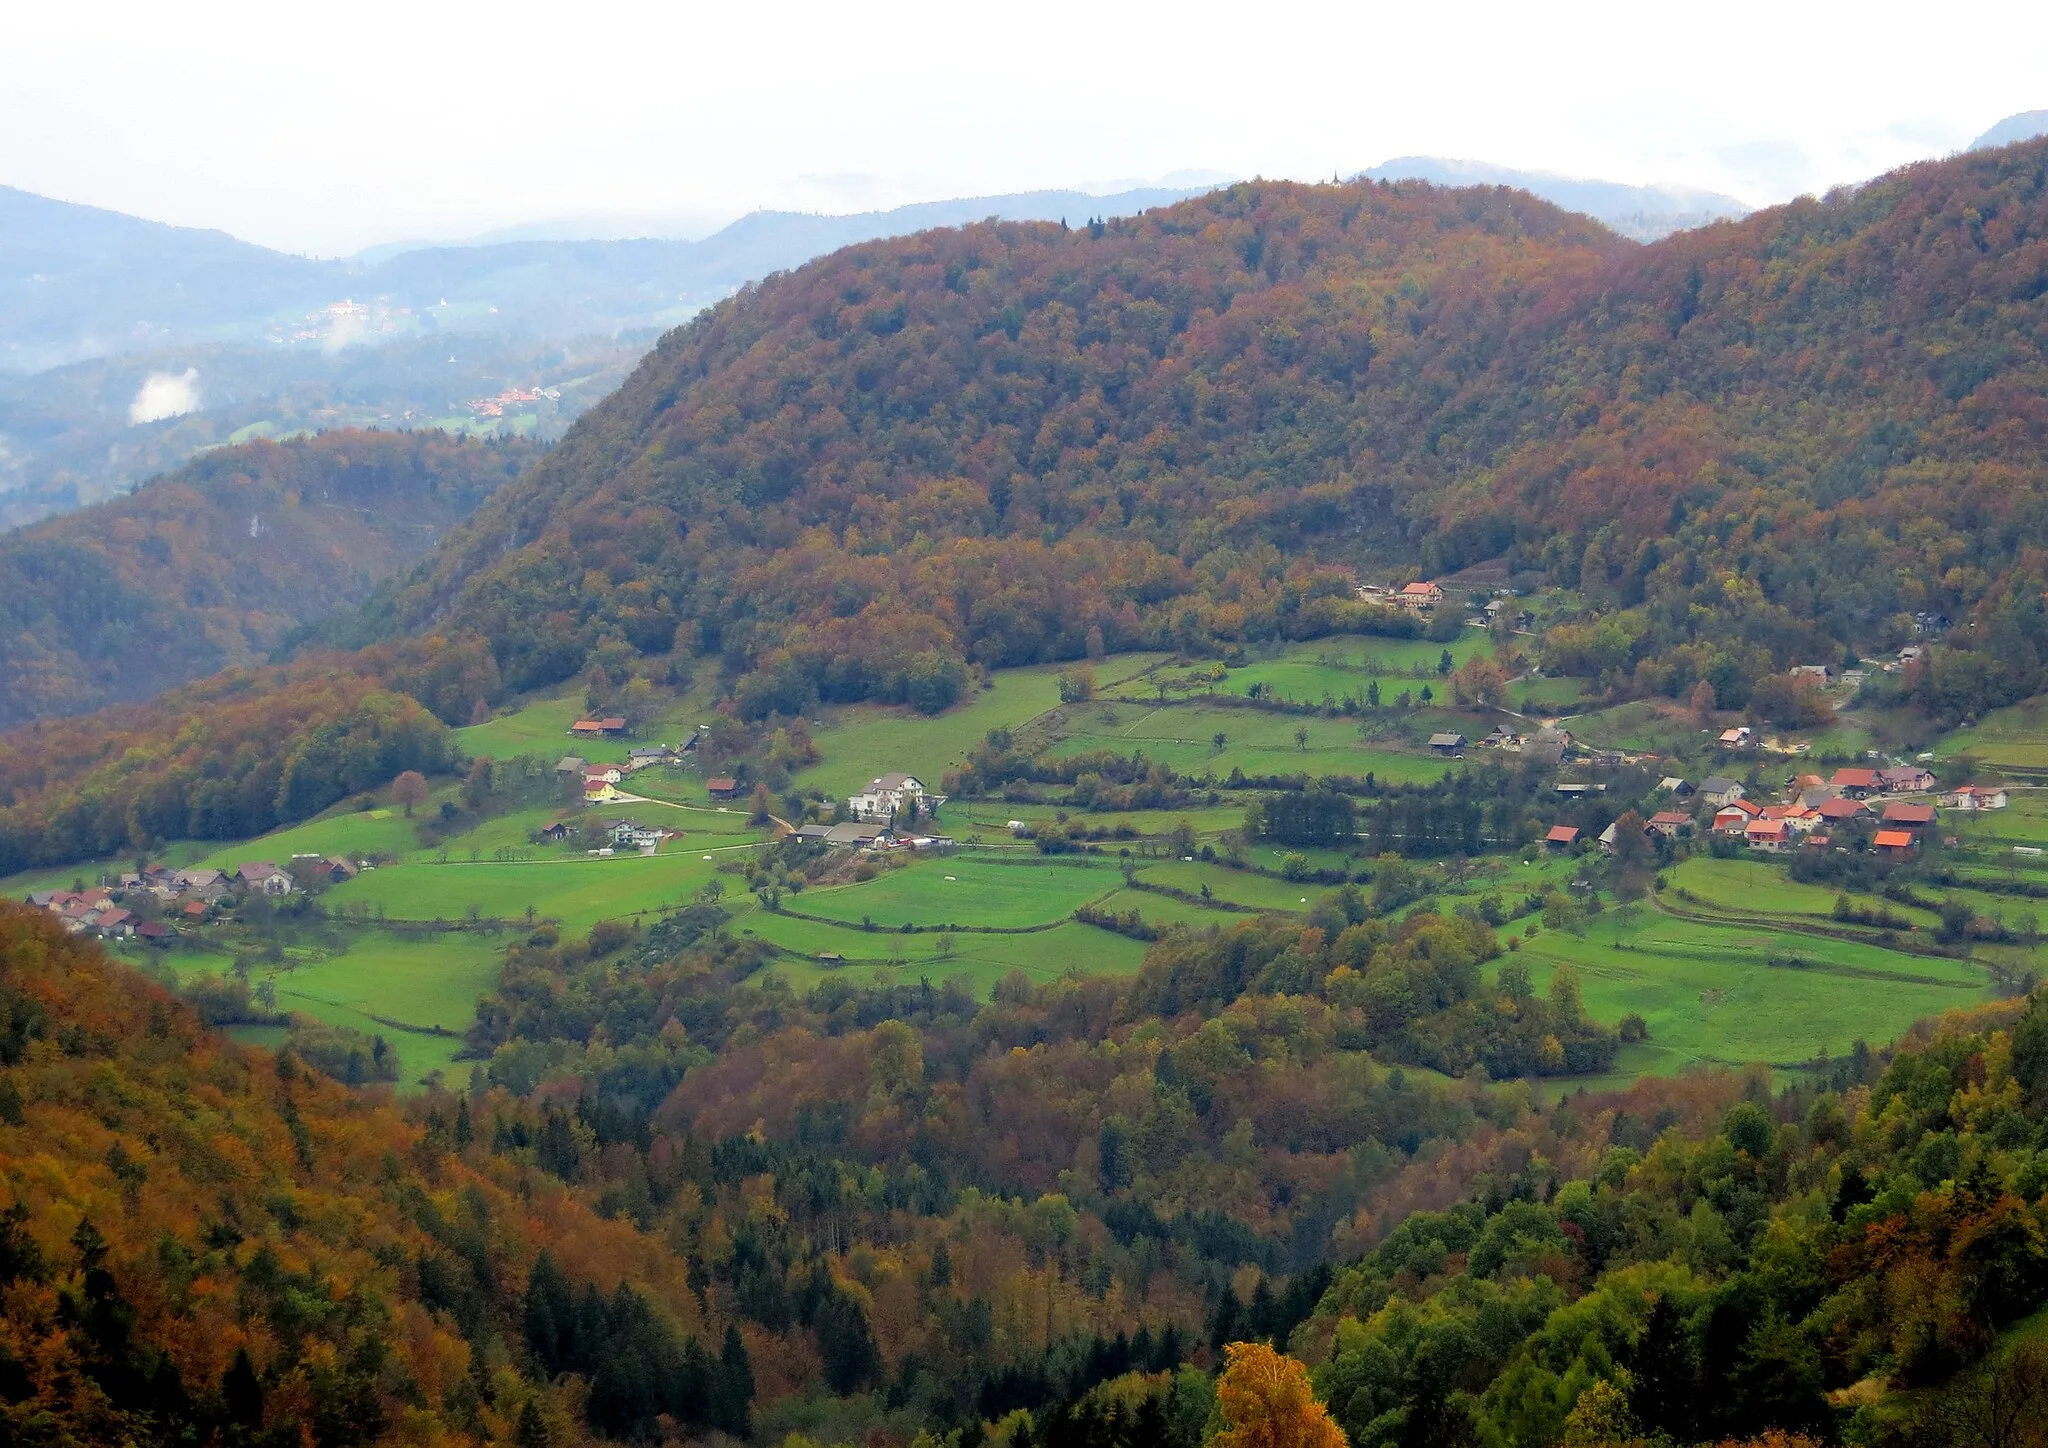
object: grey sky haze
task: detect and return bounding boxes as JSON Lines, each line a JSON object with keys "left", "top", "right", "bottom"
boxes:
{"left": 6, "top": 0, "right": 2046, "bottom": 256}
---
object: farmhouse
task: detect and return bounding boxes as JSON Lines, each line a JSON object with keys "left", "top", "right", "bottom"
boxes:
{"left": 1878, "top": 765, "right": 1936, "bottom": 793}
{"left": 570, "top": 717, "right": 627, "bottom": 738}
{"left": 628, "top": 745, "right": 677, "bottom": 770}
{"left": 1831, "top": 767, "right": 1882, "bottom": 798}
{"left": 582, "top": 764, "right": 623, "bottom": 786}
{"left": 236, "top": 863, "right": 294, "bottom": 897}
{"left": 1647, "top": 810, "right": 1692, "bottom": 838}
{"left": 1815, "top": 796, "right": 1868, "bottom": 824}
{"left": 1744, "top": 818, "right": 1790, "bottom": 853}
{"left": 583, "top": 779, "right": 622, "bottom": 804}
{"left": 1396, "top": 581, "right": 1444, "bottom": 609}
{"left": 1940, "top": 784, "right": 2009, "bottom": 810}
{"left": 1696, "top": 776, "right": 1745, "bottom": 808}
{"left": 848, "top": 772, "right": 933, "bottom": 822}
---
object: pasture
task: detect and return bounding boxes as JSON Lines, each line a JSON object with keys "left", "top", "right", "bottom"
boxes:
{"left": 1516, "top": 902, "right": 1996, "bottom": 1078}
{"left": 1161, "top": 634, "right": 1495, "bottom": 708}
{"left": 1135, "top": 859, "right": 1320, "bottom": 912}
{"left": 790, "top": 853, "right": 1122, "bottom": 931}
{"left": 745, "top": 913, "right": 1150, "bottom": 996}
{"left": 1045, "top": 702, "right": 1457, "bottom": 785}
{"left": 325, "top": 848, "right": 748, "bottom": 931}
{"left": 1934, "top": 695, "right": 2048, "bottom": 771}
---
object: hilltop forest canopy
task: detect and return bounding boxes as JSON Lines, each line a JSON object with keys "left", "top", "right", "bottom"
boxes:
{"left": 368, "top": 139, "right": 2048, "bottom": 722}
{"left": 0, "top": 430, "right": 537, "bottom": 728}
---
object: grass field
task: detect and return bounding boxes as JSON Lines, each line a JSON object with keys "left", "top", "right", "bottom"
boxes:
{"left": 166, "top": 930, "right": 501, "bottom": 1087}
{"left": 1667, "top": 857, "right": 1941, "bottom": 928}
{"left": 1046, "top": 702, "right": 1458, "bottom": 785}
{"left": 325, "top": 848, "right": 747, "bottom": 930}
{"left": 1156, "top": 635, "right": 1495, "bottom": 709}
{"left": 190, "top": 806, "right": 426, "bottom": 870}
{"left": 1517, "top": 902, "right": 1996, "bottom": 1077}
{"left": 744, "top": 911, "right": 1150, "bottom": 995}
{"left": 1136, "top": 860, "right": 1321, "bottom": 912}
{"left": 791, "top": 854, "right": 1122, "bottom": 930}
{"left": 1934, "top": 695, "right": 2048, "bottom": 770}
{"left": 789, "top": 661, "right": 1107, "bottom": 799}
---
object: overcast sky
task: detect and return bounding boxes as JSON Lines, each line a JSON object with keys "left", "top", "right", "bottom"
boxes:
{"left": 6, "top": 0, "right": 2046, "bottom": 257}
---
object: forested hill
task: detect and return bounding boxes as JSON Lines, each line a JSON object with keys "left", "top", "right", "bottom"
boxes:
{"left": 382, "top": 138, "right": 2048, "bottom": 722}
{"left": 0, "top": 430, "right": 537, "bottom": 727}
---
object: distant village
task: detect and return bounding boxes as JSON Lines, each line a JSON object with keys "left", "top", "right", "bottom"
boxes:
{"left": 25, "top": 855, "right": 351, "bottom": 942}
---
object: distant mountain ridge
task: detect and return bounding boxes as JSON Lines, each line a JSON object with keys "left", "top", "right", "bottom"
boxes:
{"left": 0, "top": 185, "right": 1215, "bottom": 375}
{"left": 1971, "top": 109, "right": 2048, "bottom": 150}
{"left": 1360, "top": 157, "right": 1751, "bottom": 240}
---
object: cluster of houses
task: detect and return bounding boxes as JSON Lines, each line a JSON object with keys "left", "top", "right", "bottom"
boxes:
{"left": 557, "top": 742, "right": 694, "bottom": 805}
{"left": 24, "top": 857, "right": 340, "bottom": 940}
{"left": 1557, "top": 762, "right": 2008, "bottom": 859}
{"left": 783, "top": 773, "right": 953, "bottom": 852}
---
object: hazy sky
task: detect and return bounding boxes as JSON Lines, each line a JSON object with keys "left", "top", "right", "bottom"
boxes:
{"left": 6, "top": 0, "right": 2046, "bottom": 256}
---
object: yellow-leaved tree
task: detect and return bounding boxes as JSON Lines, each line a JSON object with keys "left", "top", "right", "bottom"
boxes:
{"left": 1214, "top": 1341, "right": 1348, "bottom": 1448}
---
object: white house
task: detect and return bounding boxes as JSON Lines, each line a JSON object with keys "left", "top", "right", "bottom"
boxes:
{"left": 847, "top": 772, "right": 936, "bottom": 822}
{"left": 1940, "top": 784, "right": 2010, "bottom": 811}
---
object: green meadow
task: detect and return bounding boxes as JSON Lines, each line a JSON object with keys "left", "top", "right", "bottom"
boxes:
{"left": 1046, "top": 702, "right": 1457, "bottom": 785}
{"left": 1934, "top": 696, "right": 2048, "bottom": 770}
{"left": 790, "top": 854, "right": 1122, "bottom": 930}
{"left": 325, "top": 848, "right": 744, "bottom": 931}
{"left": 1143, "top": 634, "right": 1494, "bottom": 708}
{"left": 1515, "top": 902, "right": 1996, "bottom": 1079}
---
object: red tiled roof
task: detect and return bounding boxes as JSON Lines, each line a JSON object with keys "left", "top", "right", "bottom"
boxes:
{"left": 1546, "top": 825, "right": 1579, "bottom": 844}
{"left": 1882, "top": 802, "right": 1935, "bottom": 824}
{"left": 1873, "top": 830, "right": 1916, "bottom": 848}
{"left": 1832, "top": 767, "right": 1880, "bottom": 788}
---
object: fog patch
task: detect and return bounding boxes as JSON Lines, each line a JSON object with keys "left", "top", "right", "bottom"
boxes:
{"left": 128, "top": 368, "right": 202, "bottom": 424}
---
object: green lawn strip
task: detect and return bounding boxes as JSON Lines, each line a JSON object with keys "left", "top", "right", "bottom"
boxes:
{"left": 325, "top": 849, "right": 746, "bottom": 932}
{"left": 939, "top": 800, "right": 1245, "bottom": 841}
{"left": 189, "top": 807, "right": 428, "bottom": 870}
{"left": 1198, "top": 635, "right": 1493, "bottom": 707}
{"left": 1135, "top": 859, "right": 1318, "bottom": 912}
{"left": 1560, "top": 701, "right": 1700, "bottom": 755}
{"left": 1508, "top": 675, "right": 1592, "bottom": 712}
{"left": 1515, "top": 907, "right": 1995, "bottom": 1075}
{"left": 752, "top": 918, "right": 1149, "bottom": 998}
{"left": 1085, "top": 887, "right": 1237, "bottom": 932}
{"left": 1933, "top": 695, "right": 2048, "bottom": 768}
{"left": 261, "top": 931, "right": 503, "bottom": 1037}
{"left": 1046, "top": 703, "right": 1456, "bottom": 786}
{"left": 788, "top": 855, "right": 1124, "bottom": 931}
{"left": 1668, "top": 857, "right": 1938, "bottom": 927}
{"left": 789, "top": 663, "right": 1080, "bottom": 799}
